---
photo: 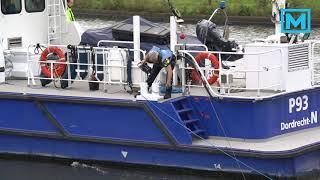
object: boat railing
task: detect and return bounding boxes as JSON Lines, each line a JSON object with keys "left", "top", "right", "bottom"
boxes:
{"left": 25, "top": 42, "right": 320, "bottom": 100}
{"left": 26, "top": 43, "right": 284, "bottom": 100}
{"left": 311, "top": 41, "right": 320, "bottom": 86}
{"left": 175, "top": 44, "right": 209, "bottom": 51}
{"left": 27, "top": 44, "right": 146, "bottom": 91}
{"left": 97, "top": 40, "right": 134, "bottom": 47}
{"left": 178, "top": 48, "right": 284, "bottom": 99}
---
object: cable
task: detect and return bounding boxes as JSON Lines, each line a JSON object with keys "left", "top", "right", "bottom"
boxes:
{"left": 139, "top": 52, "right": 272, "bottom": 179}
{"left": 141, "top": 94, "right": 273, "bottom": 179}
{"left": 207, "top": 98, "right": 247, "bottom": 180}
{"left": 179, "top": 53, "right": 247, "bottom": 178}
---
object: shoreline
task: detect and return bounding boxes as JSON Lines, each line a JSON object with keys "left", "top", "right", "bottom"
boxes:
{"left": 74, "top": 9, "right": 320, "bottom": 27}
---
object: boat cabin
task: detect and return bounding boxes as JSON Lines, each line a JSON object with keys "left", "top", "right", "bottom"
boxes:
{"left": 0, "top": 0, "right": 81, "bottom": 49}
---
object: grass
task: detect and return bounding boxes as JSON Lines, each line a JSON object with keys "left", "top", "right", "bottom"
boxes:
{"left": 74, "top": 0, "right": 320, "bottom": 18}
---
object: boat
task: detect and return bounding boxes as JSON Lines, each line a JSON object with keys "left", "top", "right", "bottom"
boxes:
{"left": 0, "top": 0, "right": 319, "bottom": 178}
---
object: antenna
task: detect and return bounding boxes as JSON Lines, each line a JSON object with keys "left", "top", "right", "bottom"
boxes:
{"left": 164, "top": 0, "right": 182, "bottom": 19}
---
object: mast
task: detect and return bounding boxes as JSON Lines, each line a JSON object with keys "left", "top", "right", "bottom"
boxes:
{"left": 272, "top": 0, "right": 286, "bottom": 35}
{"left": 0, "top": 33, "right": 4, "bottom": 84}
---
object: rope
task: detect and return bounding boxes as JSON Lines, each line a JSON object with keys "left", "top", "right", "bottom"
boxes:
{"left": 180, "top": 53, "right": 248, "bottom": 178}
{"left": 34, "top": 43, "right": 44, "bottom": 55}
{"left": 207, "top": 98, "right": 247, "bottom": 180}
{"left": 53, "top": 69, "right": 61, "bottom": 88}
{"left": 141, "top": 94, "right": 273, "bottom": 179}
{"left": 140, "top": 53, "right": 273, "bottom": 179}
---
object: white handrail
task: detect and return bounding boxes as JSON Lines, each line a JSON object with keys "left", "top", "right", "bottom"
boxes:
{"left": 26, "top": 44, "right": 146, "bottom": 88}
{"left": 27, "top": 43, "right": 320, "bottom": 100}
{"left": 311, "top": 41, "right": 320, "bottom": 85}
{"left": 179, "top": 48, "right": 282, "bottom": 56}
{"left": 181, "top": 65, "right": 282, "bottom": 73}
{"left": 182, "top": 52, "right": 219, "bottom": 97}
{"left": 179, "top": 48, "right": 284, "bottom": 100}
{"left": 175, "top": 44, "right": 209, "bottom": 51}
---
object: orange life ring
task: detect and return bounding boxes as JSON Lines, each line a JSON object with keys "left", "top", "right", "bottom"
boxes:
{"left": 40, "top": 46, "right": 66, "bottom": 78}
{"left": 192, "top": 52, "right": 219, "bottom": 84}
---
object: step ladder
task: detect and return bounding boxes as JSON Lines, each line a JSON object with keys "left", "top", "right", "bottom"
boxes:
{"left": 47, "top": 0, "right": 66, "bottom": 44}
{"left": 171, "top": 97, "right": 208, "bottom": 139}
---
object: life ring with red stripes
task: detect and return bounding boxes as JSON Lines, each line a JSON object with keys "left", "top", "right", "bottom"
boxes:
{"left": 192, "top": 52, "right": 219, "bottom": 84}
{"left": 39, "top": 46, "right": 66, "bottom": 78}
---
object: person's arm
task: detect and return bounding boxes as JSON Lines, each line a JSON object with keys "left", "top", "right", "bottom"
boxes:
{"left": 166, "top": 64, "right": 173, "bottom": 88}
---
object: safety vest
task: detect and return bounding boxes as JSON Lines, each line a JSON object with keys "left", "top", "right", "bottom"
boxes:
{"left": 66, "top": 7, "right": 75, "bottom": 22}
{"left": 149, "top": 46, "right": 174, "bottom": 67}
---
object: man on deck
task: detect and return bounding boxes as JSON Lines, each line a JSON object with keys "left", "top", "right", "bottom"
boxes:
{"left": 139, "top": 46, "right": 176, "bottom": 99}
{"left": 66, "top": 0, "right": 75, "bottom": 22}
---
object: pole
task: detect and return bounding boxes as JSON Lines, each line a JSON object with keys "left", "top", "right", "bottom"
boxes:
{"left": 170, "top": 16, "right": 178, "bottom": 86}
{"left": 273, "top": 0, "right": 286, "bottom": 35}
{"left": 0, "top": 33, "right": 5, "bottom": 83}
{"left": 133, "top": 16, "right": 141, "bottom": 61}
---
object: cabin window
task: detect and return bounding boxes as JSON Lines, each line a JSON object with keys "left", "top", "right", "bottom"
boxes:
{"left": 1, "top": 0, "right": 22, "bottom": 14}
{"left": 25, "top": 0, "right": 45, "bottom": 13}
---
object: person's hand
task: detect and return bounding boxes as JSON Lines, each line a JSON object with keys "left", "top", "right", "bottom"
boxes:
{"left": 138, "top": 60, "right": 146, "bottom": 66}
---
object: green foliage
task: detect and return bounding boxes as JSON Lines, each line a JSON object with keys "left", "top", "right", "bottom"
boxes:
{"left": 257, "top": 0, "right": 268, "bottom": 7}
{"left": 238, "top": 4, "right": 253, "bottom": 16}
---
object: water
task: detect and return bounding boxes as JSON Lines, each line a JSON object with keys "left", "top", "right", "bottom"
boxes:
{"left": 77, "top": 18, "right": 320, "bottom": 42}
{"left": 2, "top": 18, "right": 320, "bottom": 180}
{"left": 0, "top": 157, "right": 266, "bottom": 180}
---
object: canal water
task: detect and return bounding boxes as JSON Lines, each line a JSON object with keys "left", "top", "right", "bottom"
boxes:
{"left": 0, "top": 157, "right": 271, "bottom": 180}
{"left": 77, "top": 18, "right": 320, "bottom": 42}
{"left": 1, "top": 18, "right": 320, "bottom": 180}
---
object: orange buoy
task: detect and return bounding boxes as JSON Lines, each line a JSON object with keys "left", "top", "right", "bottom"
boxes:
{"left": 192, "top": 52, "right": 219, "bottom": 84}
{"left": 39, "top": 46, "right": 66, "bottom": 78}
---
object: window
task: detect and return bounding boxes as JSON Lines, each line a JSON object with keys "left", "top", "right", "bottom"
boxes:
{"left": 1, "top": 0, "right": 22, "bottom": 14}
{"left": 25, "top": 0, "right": 45, "bottom": 13}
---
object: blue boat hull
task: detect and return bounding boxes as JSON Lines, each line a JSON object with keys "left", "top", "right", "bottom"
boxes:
{"left": 0, "top": 89, "right": 320, "bottom": 178}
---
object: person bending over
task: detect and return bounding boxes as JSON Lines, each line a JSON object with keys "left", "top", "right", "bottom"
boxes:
{"left": 139, "top": 46, "right": 175, "bottom": 99}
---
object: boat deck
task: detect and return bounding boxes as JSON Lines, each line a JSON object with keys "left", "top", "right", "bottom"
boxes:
{"left": 0, "top": 79, "right": 277, "bottom": 100}
{"left": 1, "top": 79, "right": 136, "bottom": 100}
{"left": 193, "top": 126, "right": 320, "bottom": 152}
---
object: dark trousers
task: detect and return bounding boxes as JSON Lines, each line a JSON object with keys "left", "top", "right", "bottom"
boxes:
{"left": 146, "top": 63, "right": 175, "bottom": 88}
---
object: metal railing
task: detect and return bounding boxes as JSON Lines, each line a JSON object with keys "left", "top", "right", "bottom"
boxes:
{"left": 311, "top": 41, "right": 320, "bottom": 85}
{"left": 27, "top": 44, "right": 145, "bottom": 92}
{"left": 26, "top": 42, "right": 320, "bottom": 100}
{"left": 178, "top": 48, "right": 283, "bottom": 99}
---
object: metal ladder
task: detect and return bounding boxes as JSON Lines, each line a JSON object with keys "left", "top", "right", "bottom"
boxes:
{"left": 47, "top": 0, "right": 66, "bottom": 44}
{"left": 170, "top": 97, "right": 208, "bottom": 139}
